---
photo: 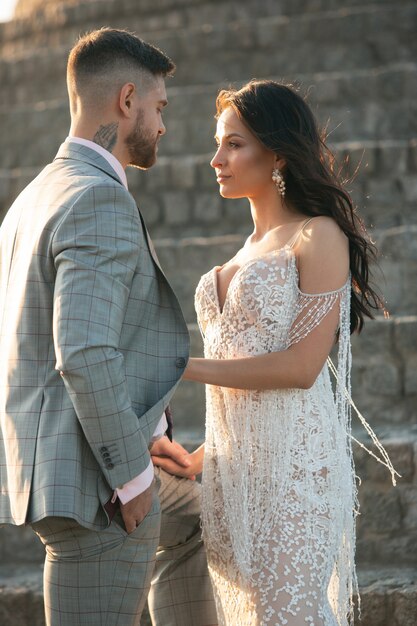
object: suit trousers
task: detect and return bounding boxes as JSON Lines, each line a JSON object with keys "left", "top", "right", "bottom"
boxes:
{"left": 30, "top": 468, "right": 217, "bottom": 626}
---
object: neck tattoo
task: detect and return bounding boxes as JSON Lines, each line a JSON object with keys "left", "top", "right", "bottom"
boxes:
{"left": 93, "top": 122, "right": 119, "bottom": 153}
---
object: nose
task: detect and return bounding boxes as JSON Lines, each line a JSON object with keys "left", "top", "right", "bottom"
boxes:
{"left": 210, "top": 146, "right": 223, "bottom": 169}
{"left": 159, "top": 120, "right": 166, "bottom": 137}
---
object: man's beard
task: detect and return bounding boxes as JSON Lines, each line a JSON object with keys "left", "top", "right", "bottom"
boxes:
{"left": 126, "top": 109, "right": 159, "bottom": 169}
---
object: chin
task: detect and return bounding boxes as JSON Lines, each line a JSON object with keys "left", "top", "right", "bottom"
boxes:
{"left": 219, "top": 187, "right": 244, "bottom": 199}
{"left": 129, "top": 154, "right": 157, "bottom": 170}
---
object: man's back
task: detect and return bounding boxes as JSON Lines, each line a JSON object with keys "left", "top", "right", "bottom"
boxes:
{"left": 0, "top": 145, "right": 189, "bottom": 527}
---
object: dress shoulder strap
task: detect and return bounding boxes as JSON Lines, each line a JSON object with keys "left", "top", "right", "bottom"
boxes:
{"left": 287, "top": 217, "right": 315, "bottom": 249}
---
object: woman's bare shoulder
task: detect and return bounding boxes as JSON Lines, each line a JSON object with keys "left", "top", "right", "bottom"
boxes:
{"left": 297, "top": 215, "right": 349, "bottom": 292}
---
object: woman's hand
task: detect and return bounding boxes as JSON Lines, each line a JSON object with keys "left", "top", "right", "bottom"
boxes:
{"left": 151, "top": 437, "right": 204, "bottom": 480}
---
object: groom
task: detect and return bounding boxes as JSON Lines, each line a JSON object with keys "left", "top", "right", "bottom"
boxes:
{"left": 0, "top": 28, "right": 215, "bottom": 626}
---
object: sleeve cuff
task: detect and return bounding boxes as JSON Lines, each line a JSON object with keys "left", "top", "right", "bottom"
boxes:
{"left": 115, "top": 459, "right": 154, "bottom": 504}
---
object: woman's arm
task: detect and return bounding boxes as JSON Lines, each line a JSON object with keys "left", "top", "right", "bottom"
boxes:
{"left": 185, "top": 217, "right": 349, "bottom": 390}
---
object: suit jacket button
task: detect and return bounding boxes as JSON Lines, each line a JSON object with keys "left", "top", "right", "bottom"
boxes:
{"left": 100, "top": 446, "right": 108, "bottom": 453}
{"left": 175, "top": 357, "right": 186, "bottom": 368}
{"left": 106, "top": 462, "right": 114, "bottom": 469}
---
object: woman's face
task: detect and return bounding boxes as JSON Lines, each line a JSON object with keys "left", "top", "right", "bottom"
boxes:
{"left": 211, "top": 106, "right": 277, "bottom": 199}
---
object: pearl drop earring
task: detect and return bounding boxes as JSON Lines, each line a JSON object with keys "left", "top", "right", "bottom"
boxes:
{"left": 272, "top": 168, "right": 286, "bottom": 197}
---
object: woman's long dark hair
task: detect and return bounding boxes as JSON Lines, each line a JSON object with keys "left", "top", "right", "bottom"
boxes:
{"left": 216, "top": 79, "right": 384, "bottom": 334}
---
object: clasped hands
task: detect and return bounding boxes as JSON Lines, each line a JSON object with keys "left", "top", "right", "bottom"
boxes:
{"left": 151, "top": 435, "right": 204, "bottom": 480}
{"left": 120, "top": 436, "right": 204, "bottom": 533}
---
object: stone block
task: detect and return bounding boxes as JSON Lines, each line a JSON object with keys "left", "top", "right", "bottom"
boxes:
{"left": 394, "top": 316, "right": 417, "bottom": 356}
{"left": 346, "top": 143, "right": 378, "bottom": 178}
{"left": 378, "top": 224, "right": 417, "bottom": 261}
{"left": 137, "top": 194, "right": 162, "bottom": 228}
{"left": 170, "top": 379, "right": 205, "bottom": 437}
{"left": 401, "top": 485, "right": 417, "bottom": 531}
{"left": 393, "top": 587, "right": 417, "bottom": 626}
{"left": 355, "top": 587, "right": 389, "bottom": 626}
{"left": 357, "top": 486, "right": 402, "bottom": 533}
{"left": 0, "top": 567, "right": 45, "bottom": 626}
{"left": 157, "top": 119, "right": 188, "bottom": 155}
{"left": 145, "top": 159, "right": 171, "bottom": 192}
{"left": 223, "top": 196, "right": 252, "bottom": 229}
{"left": 385, "top": 442, "right": 416, "bottom": 483}
{"left": 0, "top": 525, "right": 44, "bottom": 564}
{"left": 162, "top": 191, "right": 190, "bottom": 225}
{"left": 377, "top": 141, "right": 409, "bottom": 175}
{"left": 354, "top": 439, "right": 415, "bottom": 484}
{"left": 378, "top": 259, "right": 417, "bottom": 315}
{"left": 155, "top": 235, "right": 244, "bottom": 319}
{"left": 366, "top": 177, "right": 402, "bottom": 207}
{"left": 405, "top": 356, "right": 417, "bottom": 396}
{"left": 0, "top": 170, "right": 12, "bottom": 206}
{"left": 408, "top": 139, "right": 417, "bottom": 172}
{"left": 402, "top": 175, "right": 417, "bottom": 203}
{"left": 193, "top": 192, "right": 222, "bottom": 223}
{"left": 373, "top": 533, "right": 417, "bottom": 566}
{"left": 351, "top": 317, "right": 393, "bottom": 357}
{"left": 361, "top": 360, "right": 402, "bottom": 397}
{"left": 170, "top": 157, "right": 197, "bottom": 190}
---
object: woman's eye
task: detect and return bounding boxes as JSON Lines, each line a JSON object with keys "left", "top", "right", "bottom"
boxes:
{"left": 228, "top": 142, "right": 239, "bottom": 148}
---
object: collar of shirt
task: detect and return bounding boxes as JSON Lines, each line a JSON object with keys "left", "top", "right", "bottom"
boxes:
{"left": 66, "top": 135, "right": 128, "bottom": 190}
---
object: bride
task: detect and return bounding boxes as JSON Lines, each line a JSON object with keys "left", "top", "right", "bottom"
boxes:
{"left": 154, "top": 80, "right": 396, "bottom": 625}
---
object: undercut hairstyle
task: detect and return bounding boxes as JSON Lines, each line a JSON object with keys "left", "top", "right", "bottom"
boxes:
{"left": 216, "top": 80, "right": 384, "bottom": 334}
{"left": 67, "top": 27, "right": 175, "bottom": 104}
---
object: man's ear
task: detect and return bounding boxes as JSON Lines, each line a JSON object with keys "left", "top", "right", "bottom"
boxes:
{"left": 119, "top": 82, "right": 136, "bottom": 118}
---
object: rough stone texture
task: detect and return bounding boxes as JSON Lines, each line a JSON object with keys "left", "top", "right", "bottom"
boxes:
{"left": 0, "top": 0, "right": 416, "bottom": 623}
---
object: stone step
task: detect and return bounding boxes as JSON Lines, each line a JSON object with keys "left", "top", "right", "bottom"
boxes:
{"left": 1, "top": 137, "right": 416, "bottom": 233}
{"left": 141, "top": 63, "right": 417, "bottom": 154}
{"left": 1, "top": 61, "right": 415, "bottom": 151}
{"left": 0, "top": 561, "right": 416, "bottom": 625}
{"left": 0, "top": 3, "right": 416, "bottom": 100}
{"left": 4, "top": 0, "right": 413, "bottom": 58}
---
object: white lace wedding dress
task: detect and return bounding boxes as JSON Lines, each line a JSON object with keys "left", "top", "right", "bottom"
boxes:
{"left": 195, "top": 243, "right": 357, "bottom": 626}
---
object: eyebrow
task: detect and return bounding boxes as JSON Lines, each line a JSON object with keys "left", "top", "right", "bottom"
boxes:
{"left": 214, "top": 132, "right": 246, "bottom": 140}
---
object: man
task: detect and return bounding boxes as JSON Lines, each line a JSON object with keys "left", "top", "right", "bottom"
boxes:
{"left": 0, "top": 28, "right": 216, "bottom": 626}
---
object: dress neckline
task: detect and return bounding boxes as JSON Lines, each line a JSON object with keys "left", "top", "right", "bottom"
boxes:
{"left": 213, "top": 218, "right": 315, "bottom": 314}
{"left": 213, "top": 246, "right": 293, "bottom": 315}
{"left": 211, "top": 247, "right": 350, "bottom": 316}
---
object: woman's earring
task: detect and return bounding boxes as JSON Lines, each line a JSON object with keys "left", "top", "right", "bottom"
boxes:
{"left": 272, "top": 168, "right": 286, "bottom": 197}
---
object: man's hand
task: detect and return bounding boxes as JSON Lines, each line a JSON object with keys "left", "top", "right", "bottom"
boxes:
{"left": 151, "top": 438, "right": 204, "bottom": 479}
{"left": 120, "top": 481, "right": 154, "bottom": 534}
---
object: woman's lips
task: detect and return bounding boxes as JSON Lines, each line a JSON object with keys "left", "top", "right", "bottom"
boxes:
{"left": 216, "top": 175, "right": 231, "bottom": 183}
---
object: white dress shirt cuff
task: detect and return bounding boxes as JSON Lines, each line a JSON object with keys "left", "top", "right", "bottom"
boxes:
{"left": 115, "top": 459, "right": 154, "bottom": 504}
{"left": 114, "top": 413, "right": 168, "bottom": 504}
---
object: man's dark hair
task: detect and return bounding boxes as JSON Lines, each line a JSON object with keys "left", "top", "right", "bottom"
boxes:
{"left": 67, "top": 27, "right": 175, "bottom": 100}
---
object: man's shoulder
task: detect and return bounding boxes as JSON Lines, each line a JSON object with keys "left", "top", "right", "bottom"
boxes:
{"left": 44, "top": 158, "right": 135, "bottom": 209}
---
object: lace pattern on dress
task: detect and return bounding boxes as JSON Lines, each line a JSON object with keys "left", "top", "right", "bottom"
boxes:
{"left": 195, "top": 248, "right": 396, "bottom": 626}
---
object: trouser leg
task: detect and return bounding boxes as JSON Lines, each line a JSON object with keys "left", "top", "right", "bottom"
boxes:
{"left": 30, "top": 492, "right": 160, "bottom": 626}
{"left": 149, "top": 467, "right": 217, "bottom": 626}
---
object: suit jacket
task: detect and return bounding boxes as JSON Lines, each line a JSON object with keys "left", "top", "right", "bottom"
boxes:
{"left": 0, "top": 142, "right": 189, "bottom": 529}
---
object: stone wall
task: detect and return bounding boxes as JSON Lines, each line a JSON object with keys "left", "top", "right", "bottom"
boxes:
{"left": 0, "top": 1, "right": 416, "bottom": 624}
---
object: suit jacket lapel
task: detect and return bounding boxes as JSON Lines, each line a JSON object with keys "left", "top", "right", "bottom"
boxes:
{"left": 136, "top": 207, "right": 165, "bottom": 274}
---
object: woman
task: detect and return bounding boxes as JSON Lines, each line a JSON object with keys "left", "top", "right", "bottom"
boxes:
{"left": 153, "top": 80, "right": 396, "bottom": 625}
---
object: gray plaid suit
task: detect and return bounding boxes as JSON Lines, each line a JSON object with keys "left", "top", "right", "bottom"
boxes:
{"left": 0, "top": 143, "right": 216, "bottom": 625}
